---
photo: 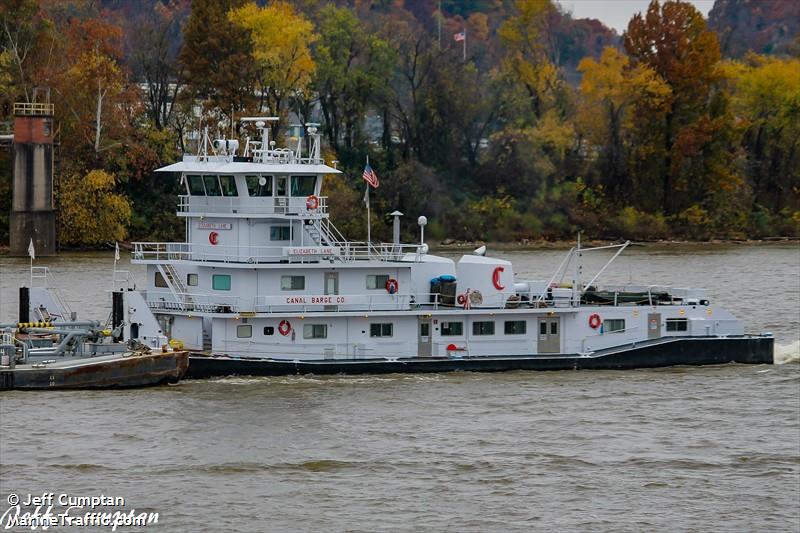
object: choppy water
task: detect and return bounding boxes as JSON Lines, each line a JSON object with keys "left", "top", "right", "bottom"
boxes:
{"left": 1, "top": 244, "right": 798, "bottom": 531}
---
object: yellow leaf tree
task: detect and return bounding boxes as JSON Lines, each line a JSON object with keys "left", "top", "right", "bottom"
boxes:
{"left": 57, "top": 170, "right": 132, "bottom": 246}
{"left": 229, "top": 1, "right": 317, "bottom": 139}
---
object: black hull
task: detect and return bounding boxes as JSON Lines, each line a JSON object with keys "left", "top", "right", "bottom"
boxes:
{"left": 186, "top": 336, "right": 773, "bottom": 379}
{"left": 0, "top": 351, "right": 190, "bottom": 390}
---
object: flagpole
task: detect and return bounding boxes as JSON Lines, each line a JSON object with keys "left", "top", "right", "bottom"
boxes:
{"left": 366, "top": 186, "right": 371, "bottom": 249}
{"left": 112, "top": 242, "right": 118, "bottom": 292}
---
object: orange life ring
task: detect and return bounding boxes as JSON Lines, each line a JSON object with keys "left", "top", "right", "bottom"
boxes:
{"left": 306, "top": 195, "right": 319, "bottom": 210}
{"left": 209, "top": 231, "right": 219, "bottom": 245}
{"left": 588, "top": 313, "right": 602, "bottom": 329}
{"left": 278, "top": 320, "right": 292, "bottom": 336}
{"left": 385, "top": 278, "right": 398, "bottom": 294}
{"left": 492, "top": 266, "right": 505, "bottom": 290}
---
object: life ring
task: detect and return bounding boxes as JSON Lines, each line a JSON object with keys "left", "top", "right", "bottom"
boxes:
{"left": 457, "top": 294, "right": 467, "bottom": 306}
{"left": 385, "top": 278, "right": 398, "bottom": 294}
{"left": 306, "top": 195, "right": 319, "bottom": 210}
{"left": 209, "top": 231, "right": 219, "bottom": 245}
{"left": 588, "top": 313, "right": 602, "bottom": 329}
{"left": 492, "top": 266, "right": 505, "bottom": 290}
{"left": 278, "top": 320, "right": 292, "bottom": 336}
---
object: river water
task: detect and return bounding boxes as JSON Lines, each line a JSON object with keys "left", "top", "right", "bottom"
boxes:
{"left": 0, "top": 244, "right": 798, "bottom": 531}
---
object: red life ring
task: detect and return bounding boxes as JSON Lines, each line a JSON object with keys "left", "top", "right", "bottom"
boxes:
{"left": 209, "top": 231, "right": 219, "bottom": 245}
{"left": 306, "top": 195, "right": 319, "bottom": 210}
{"left": 456, "top": 294, "right": 467, "bottom": 305}
{"left": 588, "top": 313, "right": 602, "bottom": 329}
{"left": 492, "top": 266, "right": 505, "bottom": 290}
{"left": 278, "top": 320, "right": 292, "bottom": 336}
{"left": 385, "top": 278, "right": 398, "bottom": 294}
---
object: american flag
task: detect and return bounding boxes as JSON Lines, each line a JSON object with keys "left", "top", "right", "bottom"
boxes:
{"left": 454, "top": 31, "right": 465, "bottom": 42}
{"left": 362, "top": 162, "right": 379, "bottom": 188}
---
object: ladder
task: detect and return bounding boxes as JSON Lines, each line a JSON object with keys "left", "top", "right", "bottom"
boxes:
{"left": 156, "top": 263, "right": 194, "bottom": 310}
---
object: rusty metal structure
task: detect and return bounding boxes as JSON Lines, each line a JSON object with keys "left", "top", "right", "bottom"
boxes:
{"left": 9, "top": 99, "right": 56, "bottom": 256}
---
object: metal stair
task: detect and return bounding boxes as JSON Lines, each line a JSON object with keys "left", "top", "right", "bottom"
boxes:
{"left": 156, "top": 263, "right": 194, "bottom": 310}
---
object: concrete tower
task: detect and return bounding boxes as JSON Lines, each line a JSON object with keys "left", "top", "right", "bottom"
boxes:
{"left": 9, "top": 101, "right": 56, "bottom": 256}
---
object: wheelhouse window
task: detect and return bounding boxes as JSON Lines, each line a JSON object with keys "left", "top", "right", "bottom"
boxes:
{"left": 219, "top": 175, "right": 238, "bottom": 196}
{"left": 212, "top": 274, "right": 231, "bottom": 291}
{"left": 154, "top": 272, "right": 168, "bottom": 288}
{"left": 276, "top": 176, "right": 288, "bottom": 196}
{"left": 236, "top": 325, "right": 252, "bottom": 338}
{"left": 604, "top": 319, "right": 625, "bottom": 333}
{"left": 187, "top": 175, "right": 205, "bottom": 195}
{"left": 291, "top": 176, "right": 316, "bottom": 197}
{"left": 472, "top": 321, "right": 495, "bottom": 336}
{"left": 505, "top": 321, "right": 526, "bottom": 335}
{"left": 366, "top": 274, "right": 390, "bottom": 290}
{"left": 441, "top": 321, "right": 463, "bottom": 336}
{"left": 203, "top": 175, "right": 221, "bottom": 196}
{"left": 666, "top": 318, "right": 688, "bottom": 332}
{"left": 270, "top": 226, "right": 290, "bottom": 241}
{"left": 245, "top": 175, "right": 272, "bottom": 197}
{"left": 370, "top": 323, "right": 393, "bottom": 338}
{"left": 187, "top": 274, "right": 198, "bottom": 286}
{"left": 303, "top": 324, "right": 327, "bottom": 339}
{"left": 281, "top": 275, "right": 305, "bottom": 290}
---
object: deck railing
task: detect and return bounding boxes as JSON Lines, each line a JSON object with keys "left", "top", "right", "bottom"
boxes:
{"left": 14, "top": 102, "right": 54, "bottom": 115}
{"left": 132, "top": 241, "right": 427, "bottom": 264}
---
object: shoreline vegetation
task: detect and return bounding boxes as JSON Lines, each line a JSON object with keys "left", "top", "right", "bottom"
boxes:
{"left": 1, "top": 238, "right": 797, "bottom": 257}
{"left": 1, "top": 0, "right": 798, "bottom": 248}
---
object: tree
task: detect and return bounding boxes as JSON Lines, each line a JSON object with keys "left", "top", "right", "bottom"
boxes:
{"left": 577, "top": 47, "right": 671, "bottom": 199}
{"left": 229, "top": 1, "right": 317, "bottom": 139}
{"left": 178, "top": 0, "right": 255, "bottom": 125}
{"left": 57, "top": 170, "right": 132, "bottom": 246}
{"left": 724, "top": 55, "right": 800, "bottom": 220}
{"left": 313, "top": 5, "right": 393, "bottom": 151}
{"left": 623, "top": 0, "right": 728, "bottom": 216}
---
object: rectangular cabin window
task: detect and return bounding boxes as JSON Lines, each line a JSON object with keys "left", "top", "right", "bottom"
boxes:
{"left": 604, "top": 319, "right": 625, "bottom": 333}
{"left": 246, "top": 175, "right": 272, "bottom": 197}
{"left": 203, "top": 175, "right": 221, "bottom": 196}
{"left": 212, "top": 274, "right": 231, "bottom": 291}
{"left": 263, "top": 326, "right": 275, "bottom": 336}
{"left": 366, "top": 274, "right": 390, "bottom": 290}
{"left": 540, "top": 322, "right": 547, "bottom": 335}
{"left": 370, "top": 323, "right": 394, "bottom": 338}
{"left": 236, "top": 325, "right": 252, "bottom": 338}
{"left": 291, "top": 176, "right": 316, "bottom": 197}
{"left": 441, "top": 321, "right": 463, "bottom": 336}
{"left": 187, "top": 175, "right": 205, "bottom": 195}
{"left": 281, "top": 275, "right": 305, "bottom": 290}
{"left": 505, "top": 320, "right": 527, "bottom": 335}
{"left": 219, "top": 175, "right": 238, "bottom": 196}
{"left": 187, "top": 274, "right": 198, "bottom": 286}
{"left": 154, "top": 272, "right": 168, "bottom": 288}
{"left": 270, "top": 226, "right": 290, "bottom": 241}
{"left": 420, "top": 323, "right": 430, "bottom": 337}
{"left": 472, "top": 321, "right": 495, "bottom": 336}
{"left": 303, "top": 324, "right": 327, "bottom": 339}
{"left": 43, "top": 119, "right": 52, "bottom": 137}
{"left": 666, "top": 318, "right": 688, "bottom": 332}
{"left": 276, "top": 176, "right": 288, "bottom": 196}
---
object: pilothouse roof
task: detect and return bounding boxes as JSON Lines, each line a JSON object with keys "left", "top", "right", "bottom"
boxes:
{"left": 156, "top": 158, "right": 341, "bottom": 175}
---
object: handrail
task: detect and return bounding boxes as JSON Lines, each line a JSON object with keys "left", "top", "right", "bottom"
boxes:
{"left": 14, "top": 102, "right": 54, "bottom": 115}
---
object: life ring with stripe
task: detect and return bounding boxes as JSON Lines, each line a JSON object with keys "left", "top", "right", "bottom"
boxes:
{"left": 306, "top": 195, "right": 319, "bottom": 210}
{"left": 278, "top": 320, "right": 292, "bottom": 336}
{"left": 385, "top": 278, "right": 398, "bottom": 294}
{"left": 588, "top": 313, "right": 602, "bottom": 329}
{"left": 209, "top": 231, "right": 219, "bottom": 245}
{"left": 457, "top": 294, "right": 467, "bottom": 306}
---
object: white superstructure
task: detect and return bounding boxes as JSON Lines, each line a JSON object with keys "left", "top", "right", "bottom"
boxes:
{"left": 110, "top": 119, "right": 747, "bottom": 365}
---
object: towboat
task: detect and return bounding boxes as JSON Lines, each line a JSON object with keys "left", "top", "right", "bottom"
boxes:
{"left": 24, "top": 119, "right": 774, "bottom": 377}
